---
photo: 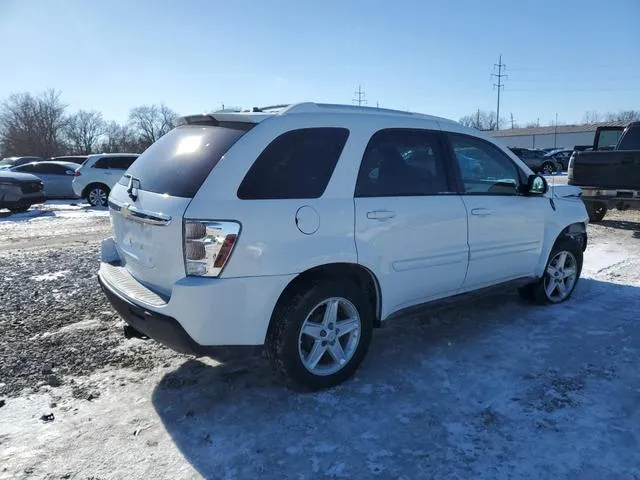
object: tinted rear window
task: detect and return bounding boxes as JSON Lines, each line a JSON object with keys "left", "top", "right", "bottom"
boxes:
{"left": 237, "top": 128, "right": 349, "bottom": 199}
{"left": 119, "top": 125, "right": 249, "bottom": 198}
{"left": 109, "top": 156, "right": 137, "bottom": 170}
{"left": 618, "top": 126, "right": 640, "bottom": 150}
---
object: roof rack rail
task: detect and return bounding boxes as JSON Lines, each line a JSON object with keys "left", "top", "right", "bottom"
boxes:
{"left": 280, "top": 102, "right": 436, "bottom": 119}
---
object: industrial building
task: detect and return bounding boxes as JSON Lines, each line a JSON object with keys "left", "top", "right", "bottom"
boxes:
{"left": 490, "top": 121, "right": 627, "bottom": 149}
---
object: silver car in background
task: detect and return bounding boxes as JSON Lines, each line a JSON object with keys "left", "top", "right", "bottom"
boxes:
{"left": 10, "top": 161, "right": 79, "bottom": 198}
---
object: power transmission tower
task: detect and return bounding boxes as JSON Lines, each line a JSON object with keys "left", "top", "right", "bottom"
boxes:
{"left": 353, "top": 85, "right": 367, "bottom": 106}
{"left": 492, "top": 55, "right": 507, "bottom": 130}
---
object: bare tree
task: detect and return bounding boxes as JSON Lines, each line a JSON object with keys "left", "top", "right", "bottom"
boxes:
{"left": 582, "top": 111, "right": 601, "bottom": 124}
{"left": 65, "top": 110, "right": 105, "bottom": 154}
{"left": 128, "top": 103, "right": 177, "bottom": 150}
{"left": 99, "top": 121, "right": 140, "bottom": 153}
{"left": 459, "top": 110, "right": 497, "bottom": 131}
{"left": 605, "top": 110, "right": 640, "bottom": 123}
{"left": 0, "top": 89, "right": 67, "bottom": 158}
{"left": 524, "top": 122, "right": 539, "bottom": 128}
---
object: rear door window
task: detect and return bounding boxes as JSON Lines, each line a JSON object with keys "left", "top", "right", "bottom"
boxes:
{"left": 120, "top": 125, "right": 251, "bottom": 198}
{"left": 237, "top": 128, "right": 349, "bottom": 199}
{"left": 355, "top": 128, "right": 451, "bottom": 197}
{"left": 109, "top": 156, "right": 138, "bottom": 170}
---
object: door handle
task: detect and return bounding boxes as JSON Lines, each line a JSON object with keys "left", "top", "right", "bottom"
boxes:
{"left": 367, "top": 210, "right": 396, "bottom": 220}
{"left": 471, "top": 208, "right": 492, "bottom": 216}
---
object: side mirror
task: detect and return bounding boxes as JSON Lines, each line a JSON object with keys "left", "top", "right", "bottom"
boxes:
{"left": 527, "top": 174, "right": 548, "bottom": 195}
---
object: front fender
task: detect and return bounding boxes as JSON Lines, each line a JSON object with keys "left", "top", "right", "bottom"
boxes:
{"left": 535, "top": 196, "right": 589, "bottom": 277}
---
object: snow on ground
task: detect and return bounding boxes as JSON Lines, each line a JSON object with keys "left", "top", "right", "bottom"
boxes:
{"left": 0, "top": 200, "right": 111, "bottom": 253}
{"left": 0, "top": 210, "right": 639, "bottom": 479}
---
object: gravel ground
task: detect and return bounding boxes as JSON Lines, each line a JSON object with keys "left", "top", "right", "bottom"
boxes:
{"left": 0, "top": 205, "right": 639, "bottom": 479}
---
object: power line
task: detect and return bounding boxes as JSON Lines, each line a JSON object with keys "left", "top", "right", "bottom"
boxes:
{"left": 353, "top": 85, "right": 367, "bottom": 106}
{"left": 492, "top": 54, "right": 507, "bottom": 130}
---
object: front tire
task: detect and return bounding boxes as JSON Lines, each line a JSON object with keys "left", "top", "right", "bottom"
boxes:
{"left": 541, "top": 162, "right": 556, "bottom": 175}
{"left": 519, "top": 238, "right": 583, "bottom": 305}
{"left": 266, "top": 278, "right": 374, "bottom": 390}
{"left": 86, "top": 185, "right": 109, "bottom": 207}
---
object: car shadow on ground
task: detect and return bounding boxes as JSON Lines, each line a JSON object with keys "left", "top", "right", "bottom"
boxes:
{"left": 599, "top": 219, "right": 640, "bottom": 238}
{"left": 0, "top": 209, "right": 55, "bottom": 220}
{"left": 151, "top": 277, "right": 640, "bottom": 478}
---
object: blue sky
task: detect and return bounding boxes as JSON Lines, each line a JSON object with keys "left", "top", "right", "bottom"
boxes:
{"left": 1, "top": 0, "right": 639, "bottom": 126}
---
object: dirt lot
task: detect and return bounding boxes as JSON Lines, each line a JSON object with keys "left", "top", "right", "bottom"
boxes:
{"left": 1, "top": 202, "right": 639, "bottom": 479}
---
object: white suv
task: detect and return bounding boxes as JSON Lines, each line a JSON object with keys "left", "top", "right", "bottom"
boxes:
{"left": 98, "top": 103, "right": 588, "bottom": 390}
{"left": 72, "top": 153, "right": 139, "bottom": 206}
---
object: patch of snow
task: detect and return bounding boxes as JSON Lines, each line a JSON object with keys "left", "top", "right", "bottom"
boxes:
{"left": 30, "top": 270, "right": 70, "bottom": 282}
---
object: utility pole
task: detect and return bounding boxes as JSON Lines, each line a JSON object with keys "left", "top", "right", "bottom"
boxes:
{"left": 353, "top": 85, "right": 367, "bottom": 106}
{"left": 510, "top": 112, "right": 515, "bottom": 129}
{"left": 554, "top": 112, "right": 558, "bottom": 147}
{"left": 492, "top": 55, "right": 507, "bottom": 130}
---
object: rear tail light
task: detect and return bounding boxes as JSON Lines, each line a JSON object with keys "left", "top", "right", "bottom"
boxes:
{"left": 183, "top": 220, "right": 240, "bottom": 277}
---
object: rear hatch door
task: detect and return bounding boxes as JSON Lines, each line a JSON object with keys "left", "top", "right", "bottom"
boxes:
{"left": 108, "top": 121, "right": 253, "bottom": 296}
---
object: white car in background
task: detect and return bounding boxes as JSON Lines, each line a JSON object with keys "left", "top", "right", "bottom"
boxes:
{"left": 98, "top": 103, "right": 589, "bottom": 390}
{"left": 72, "top": 153, "right": 139, "bottom": 206}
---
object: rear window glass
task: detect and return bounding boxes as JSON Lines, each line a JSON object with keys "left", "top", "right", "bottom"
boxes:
{"left": 119, "top": 125, "right": 249, "bottom": 198}
{"left": 618, "top": 126, "right": 640, "bottom": 150}
{"left": 237, "top": 128, "right": 349, "bottom": 200}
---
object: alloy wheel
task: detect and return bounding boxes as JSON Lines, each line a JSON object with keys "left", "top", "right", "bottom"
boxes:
{"left": 89, "top": 188, "right": 107, "bottom": 207}
{"left": 544, "top": 250, "right": 578, "bottom": 302}
{"left": 298, "top": 297, "right": 361, "bottom": 376}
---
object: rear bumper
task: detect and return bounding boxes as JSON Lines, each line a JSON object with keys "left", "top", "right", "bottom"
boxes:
{"left": 98, "top": 275, "right": 261, "bottom": 358}
{"left": 580, "top": 188, "right": 640, "bottom": 209}
{"left": 71, "top": 179, "right": 84, "bottom": 197}
{"left": 98, "top": 237, "right": 295, "bottom": 357}
{"left": 0, "top": 192, "right": 45, "bottom": 210}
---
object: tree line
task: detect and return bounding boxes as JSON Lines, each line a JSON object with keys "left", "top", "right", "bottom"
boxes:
{"left": 459, "top": 109, "right": 640, "bottom": 131}
{"left": 0, "top": 89, "right": 178, "bottom": 158}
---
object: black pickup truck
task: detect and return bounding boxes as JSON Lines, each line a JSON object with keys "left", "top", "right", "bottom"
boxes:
{"left": 568, "top": 122, "right": 640, "bottom": 222}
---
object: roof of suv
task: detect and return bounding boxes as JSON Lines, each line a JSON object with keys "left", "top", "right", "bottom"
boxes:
{"left": 176, "top": 102, "right": 458, "bottom": 128}
{"left": 87, "top": 153, "right": 139, "bottom": 157}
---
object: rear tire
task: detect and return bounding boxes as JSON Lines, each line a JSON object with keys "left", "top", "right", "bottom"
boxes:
{"left": 518, "top": 237, "right": 582, "bottom": 305}
{"left": 585, "top": 201, "right": 607, "bottom": 223}
{"left": 86, "top": 184, "right": 110, "bottom": 207}
{"left": 266, "top": 278, "right": 374, "bottom": 391}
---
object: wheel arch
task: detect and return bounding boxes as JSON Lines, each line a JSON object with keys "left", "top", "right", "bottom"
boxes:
{"left": 267, "top": 262, "right": 382, "bottom": 338}
{"left": 559, "top": 222, "right": 587, "bottom": 252}
{"left": 536, "top": 221, "right": 587, "bottom": 278}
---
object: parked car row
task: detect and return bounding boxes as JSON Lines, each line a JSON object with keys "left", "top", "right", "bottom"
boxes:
{"left": 508, "top": 147, "right": 563, "bottom": 174}
{"left": 0, "top": 153, "right": 138, "bottom": 211}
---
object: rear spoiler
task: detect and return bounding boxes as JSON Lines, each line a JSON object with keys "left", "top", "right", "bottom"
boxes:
{"left": 173, "top": 113, "right": 267, "bottom": 131}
